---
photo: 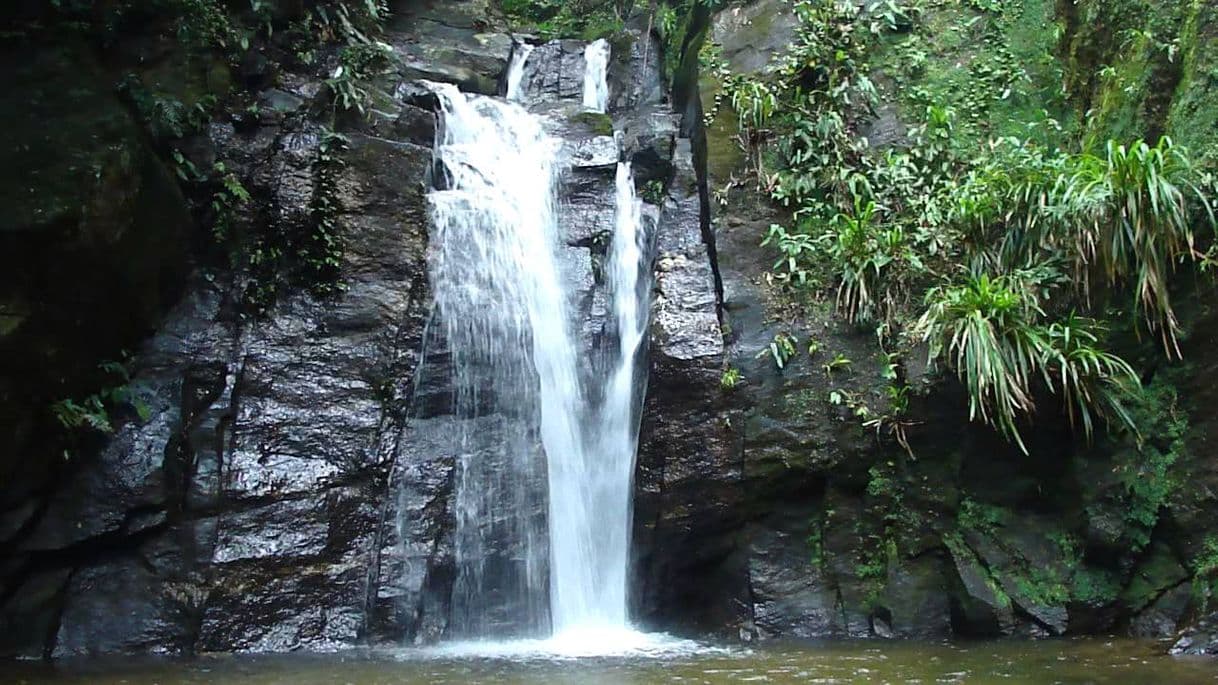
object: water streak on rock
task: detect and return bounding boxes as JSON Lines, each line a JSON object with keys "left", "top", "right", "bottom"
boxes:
{"left": 583, "top": 39, "right": 611, "bottom": 112}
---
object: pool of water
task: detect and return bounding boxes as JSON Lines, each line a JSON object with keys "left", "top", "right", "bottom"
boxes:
{"left": 4, "top": 638, "right": 1215, "bottom": 684}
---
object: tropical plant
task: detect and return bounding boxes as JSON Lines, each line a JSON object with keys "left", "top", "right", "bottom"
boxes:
{"left": 209, "top": 162, "right": 252, "bottom": 243}
{"left": 865, "top": 0, "right": 921, "bottom": 34}
{"left": 720, "top": 366, "right": 743, "bottom": 390}
{"left": 52, "top": 358, "right": 151, "bottom": 440}
{"left": 758, "top": 332, "right": 801, "bottom": 369}
{"left": 1040, "top": 315, "right": 1139, "bottom": 439}
{"left": 326, "top": 41, "right": 394, "bottom": 114}
{"left": 914, "top": 273, "right": 1139, "bottom": 452}
{"left": 642, "top": 180, "right": 667, "bottom": 205}
{"left": 953, "top": 137, "right": 1215, "bottom": 355}
{"left": 1061, "top": 138, "right": 1212, "bottom": 354}
{"left": 762, "top": 222, "right": 820, "bottom": 287}
{"left": 915, "top": 274, "right": 1044, "bottom": 450}
{"left": 823, "top": 353, "right": 853, "bottom": 375}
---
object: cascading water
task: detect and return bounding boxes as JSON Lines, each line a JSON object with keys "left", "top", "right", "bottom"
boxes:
{"left": 544, "top": 159, "right": 651, "bottom": 639}
{"left": 505, "top": 42, "right": 534, "bottom": 101}
{"left": 426, "top": 81, "right": 580, "bottom": 637}
{"left": 582, "top": 38, "right": 611, "bottom": 112}
{"left": 590, "top": 159, "right": 652, "bottom": 627}
{"left": 419, "top": 38, "right": 664, "bottom": 653}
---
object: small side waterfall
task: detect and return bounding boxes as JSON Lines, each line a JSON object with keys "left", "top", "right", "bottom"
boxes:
{"left": 591, "top": 160, "right": 652, "bottom": 627}
{"left": 582, "top": 38, "right": 611, "bottom": 112}
{"left": 545, "top": 160, "right": 650, "bottom": 637}
{"left": 505, "top": 42, "right": 534, "bottom": 101}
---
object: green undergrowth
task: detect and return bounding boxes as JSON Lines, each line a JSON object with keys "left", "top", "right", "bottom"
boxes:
{"left": 498, "top": 0, "right": 628, "bottom": 39}
{"left": 1193, "top": 536, "right": 1218, "bottom": 611}
{"left": 51, "top": 355, "right": 151, "bottom": 459}
{"left": 872, "top": 0, "right": 1075, "bottom": 150}
{"left": 1106, "top": 381, "right": 1189, "bottom": 551}
{"left": 686, "top": 0, "right": 1218, "bottom": 613}
{"left": 703, "top": 0, "right": 1217, "bottom": 455}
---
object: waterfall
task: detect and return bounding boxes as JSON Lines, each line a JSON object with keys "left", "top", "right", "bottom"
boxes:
{"left": 586, "top": 160, "right": 651, "bottom": 628}
{"left": 427, "top": 82, "right": 580, "bottom": 637}
{"left": 419, "top": 36, "right": 656, "bottom": 650}
{"left": 545, "top": 164, "right": 650, "bottom": 638}
{"left": 505, "top": 42, "right": 534, "bottom": 102}
{"left": 582, "top": 38, "right": 611, "bottom": 112}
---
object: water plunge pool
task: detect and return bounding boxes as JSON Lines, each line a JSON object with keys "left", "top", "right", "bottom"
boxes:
{"left": 6, "top": 638, "right": 1216, "bottom": 684}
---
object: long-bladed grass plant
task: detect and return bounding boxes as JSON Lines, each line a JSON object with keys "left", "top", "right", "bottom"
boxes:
{"left": 915, "top": 274, "right": 1044, "bottom": 452}
{"left": 953, "top": 138, "right": 1215, "bottom": 356}
{"left": 950, "top": 138, "right": 1072, "bottom": 273}
{"left": 1061, "top": 138, "right": 1214, "bottom": 355}
{"left": 829, "top": 196, "right": 886, "bottom": 323}
{"left": 1040, "top": 315, "right": 1140, "bottom": 440}
{"left": 915, "top": 274, "right": 1141, "bottom": 453}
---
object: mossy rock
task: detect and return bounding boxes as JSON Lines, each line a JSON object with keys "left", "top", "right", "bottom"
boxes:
{"left": 1121, "top": 541, "right": 1190, "bottom": 613}
{"left": 1166, "top": 1, "right": 1218, "bottom": 169}
{"left": 711, "top": 0, "right": 797, "bottom": 74}
{"left": 700, "top": 74, "right": 745, "bottom": 187}
{"left": 568, "top": 111, "right": 614, "bottom": 137}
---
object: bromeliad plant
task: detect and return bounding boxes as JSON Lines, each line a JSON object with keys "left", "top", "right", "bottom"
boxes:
{"left": 910, "top": 135, "right": 1212, "bottom": 450}
{"left": 913, "top": 273, "right": 1139, "bottom": 453}
{"left": 954, "top": 137, "right": 1215, "bottom": 356}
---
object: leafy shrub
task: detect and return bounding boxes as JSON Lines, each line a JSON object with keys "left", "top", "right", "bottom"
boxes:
{"left": 642, "top": 180, "right": 667, "bottom": 205}
{"left": 756, "top": 332, "right": 801, "bottom": 369}
{"left": 118, "top": 76, "right": 214, "bottom": 142}
{"left": 955, "top": 137, "right": 1215, "bottom": 355}
{"left": 720, "top": 366, "right": 742, "bottom": 390}
{"left": 500, "top": 0, "right": 628, "bottom": 40}
{"left": 327, "top": 41, "right": 394, "bottom": 114}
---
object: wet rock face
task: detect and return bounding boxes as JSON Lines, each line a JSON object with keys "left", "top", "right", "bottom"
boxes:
{"left": 632, "top": 139, "right": 746, "bottom": 636}
{"left": 710, "top": 0, "right": 799, "bottom": 75}
{"left": 386, "top": 0, "right": 511, "bottom": 95}
{"left": 0, "top": 33, "right": 438, "bottom": 660}
{"left": 519, "top": 40, "right": 591, "bottom": 105}
{"left": 1, "top": 80, "right": 437, "bottom": 656}
{"left": 608, "top": 26, "right": 665, "bottom": 113}
{"left": 0, "top": 0, "right": 688, "bottom": 655}
{"left": 1173, "top": 611, "right": 1218, "bottom": 656}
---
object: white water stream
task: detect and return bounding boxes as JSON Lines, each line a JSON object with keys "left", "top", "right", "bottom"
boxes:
{"left": 420, "top": 39, "right": 661, "bottom": 652}
{"left": 583, "top": 38, "right": 611, "bottom": 112}
{"left": 505, "top": 42, "right": 534, "bottom": 101}
{"left": 427, "top": 82, "right": 573, "bottom": 636}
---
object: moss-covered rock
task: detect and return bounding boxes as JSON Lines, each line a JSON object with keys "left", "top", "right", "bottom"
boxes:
{"left": 568, "top": 110, "right": 614, "bottom": 136}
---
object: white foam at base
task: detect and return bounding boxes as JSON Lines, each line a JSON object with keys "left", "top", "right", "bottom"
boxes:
{"left": 410, "top": 628, "right": 719, "bottom": 660}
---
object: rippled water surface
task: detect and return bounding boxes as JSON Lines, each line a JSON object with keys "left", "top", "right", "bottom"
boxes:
{"left": 5, "top": 639, "right": 1217, "bottom": 684}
